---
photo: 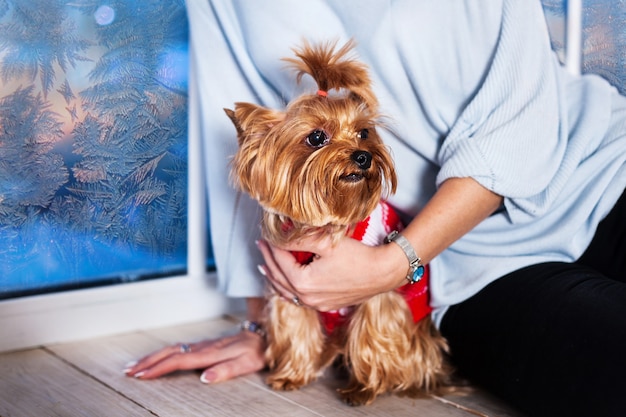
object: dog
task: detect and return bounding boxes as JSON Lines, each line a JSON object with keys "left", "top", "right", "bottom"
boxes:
{"left": 226, "top": 40, "right": 453, "bottom": 406}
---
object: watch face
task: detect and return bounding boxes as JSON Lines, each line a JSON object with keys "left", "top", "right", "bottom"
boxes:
{"left": 410, "top": 265, "right": 425, "bottom": 283}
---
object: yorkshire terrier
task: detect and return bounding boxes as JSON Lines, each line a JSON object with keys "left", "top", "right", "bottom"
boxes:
{"left": 226, "top": 40, "right": 453, "bottom": 406}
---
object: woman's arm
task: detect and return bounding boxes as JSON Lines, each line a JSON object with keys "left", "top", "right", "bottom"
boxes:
{"left": 396, "top": 177, "right": 503, "bottom": 274}
{"left": 259, "top": 177, "right": 503, "bottom": 311}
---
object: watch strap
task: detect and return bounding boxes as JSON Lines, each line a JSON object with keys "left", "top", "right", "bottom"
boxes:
{"left": 385, "top": 230, "right": 424, "bottom": 284}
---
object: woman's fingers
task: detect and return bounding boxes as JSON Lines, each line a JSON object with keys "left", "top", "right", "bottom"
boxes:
{"left": 256, "top": 240, "right": 299, "bottom": 298}
{"left": 124, "top": 343, "right": 188, "bottom": 377}
{"left": 257, "top": 236, "right": 340, "bottom": 303}
{"left": 125, "top": 342, "right": 211, "bottom": 379}
{"left": 199, "top": 336, "right": 266, "bottom": 383}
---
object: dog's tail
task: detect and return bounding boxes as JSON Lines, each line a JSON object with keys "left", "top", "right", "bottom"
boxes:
{"left": 284, "top": 39, "right": 377, "bottom": 109}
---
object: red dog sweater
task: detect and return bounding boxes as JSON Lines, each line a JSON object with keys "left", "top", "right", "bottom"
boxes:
{"left": 290, "top": 201, "right": 432, "bottom": 335}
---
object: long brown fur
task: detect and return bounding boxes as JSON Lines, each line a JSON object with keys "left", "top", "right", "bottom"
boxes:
{"left": 227, "top": 40, "right": 454, "bottom": 406}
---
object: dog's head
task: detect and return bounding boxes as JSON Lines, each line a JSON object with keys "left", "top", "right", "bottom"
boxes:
{"left": 227, "top": 40, "right": 397, "bottom": 244}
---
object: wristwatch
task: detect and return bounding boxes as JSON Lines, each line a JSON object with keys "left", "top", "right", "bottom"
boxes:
{"left": 384, "top": 230, "right": 425, "bottom": 284}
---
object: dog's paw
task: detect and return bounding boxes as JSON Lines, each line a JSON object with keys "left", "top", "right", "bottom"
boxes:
{"left": 338, "top": 386, "right": 377, "bottom": 406}
{"left": 266, "top": 375, "right": 307, "bottom": 392}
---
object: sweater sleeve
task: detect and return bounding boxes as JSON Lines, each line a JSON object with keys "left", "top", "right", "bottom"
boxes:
{"left": 187, "top": 0, "right": 266, "bottom": 298}
{"left": 436, "top": 0, "right": 564, "bottom": 219}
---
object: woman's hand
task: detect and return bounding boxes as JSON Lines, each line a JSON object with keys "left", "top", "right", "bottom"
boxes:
{"left": 257, "top": 235, "right": 407, "bottom": 311}
{"left": 124, "top": 323, "right": 266, "bottom": 383}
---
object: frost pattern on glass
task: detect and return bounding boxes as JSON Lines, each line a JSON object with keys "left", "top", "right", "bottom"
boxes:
{"left": 0, "top": 0, "right": 189, "bottom": 298}
{"left": 580, "top": 0, "right": 626, "bottom": 94}
{"left": 542, "top": 0, "right": 626, "bottom": 94}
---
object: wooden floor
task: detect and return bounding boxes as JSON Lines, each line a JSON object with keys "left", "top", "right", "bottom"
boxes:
{"left": 0, "top": 316, "right": 525, "bottom": 417}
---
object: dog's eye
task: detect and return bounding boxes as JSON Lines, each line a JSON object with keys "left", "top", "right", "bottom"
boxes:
{"left": 306, "top": 130, "right": 329, "bottom": 148}
{"left": 358, "top": 128, "right": 369, "bottom": 139}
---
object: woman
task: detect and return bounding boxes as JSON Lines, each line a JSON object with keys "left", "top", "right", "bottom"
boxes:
{"left": 126, "top": 1, "right": 626, "bottom": 415}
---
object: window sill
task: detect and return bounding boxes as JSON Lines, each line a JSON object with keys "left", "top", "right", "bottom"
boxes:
{"left": 0, "top": 271, "right": 243, "bottom": 353}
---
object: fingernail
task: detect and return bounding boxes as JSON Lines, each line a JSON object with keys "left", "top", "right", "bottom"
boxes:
{"left": 134, "top": 371, "right": 146, "bottom": 379}
{"left": 257, "top": 265, "right": 267, "bottom": 276}
{"left": 200, "top": 370, "right": 216, "bottom": 384}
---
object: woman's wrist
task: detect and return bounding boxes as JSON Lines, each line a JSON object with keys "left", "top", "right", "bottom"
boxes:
{"left": 241, "top": 297, "right": 267, "bottom": 340}
{"left": 245, "top": 297, "right": 266, "bottom": 322}
{"left": 377, "top": 241, "right": 413, "bottom": 290}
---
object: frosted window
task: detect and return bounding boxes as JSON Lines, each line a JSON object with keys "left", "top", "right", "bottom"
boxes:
{"left": 0, "top": 0, "right": 192, "bottom": 298}
{"left": 543, "top": 0, "right": 626, "bottom": 94}
{"left": 579, "top": 1, "right": 626, "bottom": 94}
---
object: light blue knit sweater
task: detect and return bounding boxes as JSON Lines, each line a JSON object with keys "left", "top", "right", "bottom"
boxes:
{"left": 188, "top": 0, "right": 626, "bottom": 326}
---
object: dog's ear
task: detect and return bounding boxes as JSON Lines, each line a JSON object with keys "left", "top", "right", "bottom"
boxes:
{"left": 224, "top": 108, "right": 243, "bottom": 136}
{"left": 224, "top": 103, "right": 284, "bottom": 145}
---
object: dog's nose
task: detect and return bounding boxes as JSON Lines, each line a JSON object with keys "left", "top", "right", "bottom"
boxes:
{"left": 351, "top": 150, "right": 372, "bottom": 170}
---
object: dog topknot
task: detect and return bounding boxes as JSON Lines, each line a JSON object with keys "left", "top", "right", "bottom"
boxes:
{"left": 283, "top": 39, "right": 378, "bottom": 110}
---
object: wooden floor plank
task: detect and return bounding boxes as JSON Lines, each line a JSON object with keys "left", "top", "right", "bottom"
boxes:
{"left": 0, "top": 348, "right": 152, "bottom": 417}
{"left": 244, "top": 371, "right": 475, "bottom": 417}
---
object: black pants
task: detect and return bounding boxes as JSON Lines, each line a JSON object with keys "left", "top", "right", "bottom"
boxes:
{"left": 440, "top": 189, "right": 626, "bottom": 417}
